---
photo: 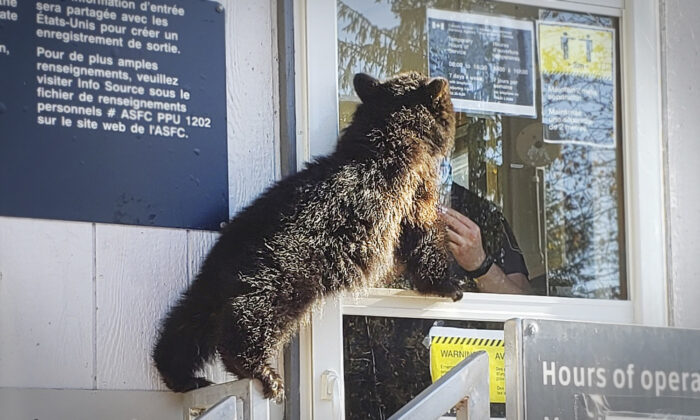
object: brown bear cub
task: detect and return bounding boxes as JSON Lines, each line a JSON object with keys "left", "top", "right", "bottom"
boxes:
{"left": 152, "top": 72, "right": 463, "bottom": 402}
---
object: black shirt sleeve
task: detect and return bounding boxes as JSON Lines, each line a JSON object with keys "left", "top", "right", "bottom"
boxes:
{"left": 499, "top": 219, "right": 529, "bottom": 277}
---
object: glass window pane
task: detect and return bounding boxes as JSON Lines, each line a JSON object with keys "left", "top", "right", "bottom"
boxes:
{"left": 337, "top": 0, "right": 626, "bottom": 299}
{"left": 343, "top": 315, "right": 505, "bottom": 419}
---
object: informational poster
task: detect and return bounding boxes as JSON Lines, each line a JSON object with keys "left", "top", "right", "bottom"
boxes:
{"left": 429, "top": 326, "right": 505, "bottom": 403}
{"left": 0, "top": 0, "right": 227, "bottom": 230}
{"left": 427, "top": 8, "right": 536, "bottom": 118}
{"left": 538, "top": 21, "right": 616, "bottom": 147}
{"left": 506, "top": 319, "right": 700, "bottom": 419}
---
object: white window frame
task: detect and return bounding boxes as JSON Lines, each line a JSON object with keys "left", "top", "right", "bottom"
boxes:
{"left": 293, "top": 1, "right": 666, "bottom": 418}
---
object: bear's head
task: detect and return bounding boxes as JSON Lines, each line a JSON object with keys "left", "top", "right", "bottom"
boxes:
{"left": 351, "top": 72, "right": 455, "bottom": 157}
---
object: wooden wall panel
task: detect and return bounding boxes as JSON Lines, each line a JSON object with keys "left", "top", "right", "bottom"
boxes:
{"left": 662, "top": 0, "right": 700, "bottom": 328}
{"left": 0, "top": 217, "right": 93, "bottom": 388}
{"left": 226, "top": 1, "right": 279, "bottom": 216}
{"left": 95, "top": 225, "right": 188, "bottom": 390}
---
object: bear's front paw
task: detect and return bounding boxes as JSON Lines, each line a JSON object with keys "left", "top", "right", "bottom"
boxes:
{"left": 414, "top": 274, "right": 464, "bottom": 301}
{"left": 432, "top": 278, "right": 463, "bottom": 301}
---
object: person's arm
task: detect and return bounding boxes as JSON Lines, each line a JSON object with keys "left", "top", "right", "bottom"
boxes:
{"left": 472, "top": 264, "right": 530, "bottom": 294}
{"left": 440, "top": 207, "right": 530, "bottom": 295}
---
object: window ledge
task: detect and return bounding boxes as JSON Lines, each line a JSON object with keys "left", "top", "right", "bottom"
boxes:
{"left": 341, "top": 288, "right": 634, "bottom": 323}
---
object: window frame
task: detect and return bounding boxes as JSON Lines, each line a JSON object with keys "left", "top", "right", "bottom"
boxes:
{"left": 293, "top": 0, "right": 666, "bottom": 418}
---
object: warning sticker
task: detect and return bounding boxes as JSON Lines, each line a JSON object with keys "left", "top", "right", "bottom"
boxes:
{"left": 429, "top": 327, "right": 505, "bottom": 403}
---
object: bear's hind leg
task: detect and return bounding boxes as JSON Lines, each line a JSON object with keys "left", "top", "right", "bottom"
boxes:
{"left": 218, "top": 303, "right": 286, "bottom": 402}
{"left": 254, "top": 360, "right": 285, "bottom": 402}
{"left": 219, "top": 344, "right": 285, "bottom": 402}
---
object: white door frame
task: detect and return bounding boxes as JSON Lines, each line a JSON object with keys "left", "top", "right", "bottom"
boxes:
{"left": 293, "top": 1, "right": 666, "bottom": 418}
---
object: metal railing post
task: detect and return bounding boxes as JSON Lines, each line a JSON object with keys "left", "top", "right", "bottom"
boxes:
{"left": 388, "top": 351, "right": 490, "bottom": 420}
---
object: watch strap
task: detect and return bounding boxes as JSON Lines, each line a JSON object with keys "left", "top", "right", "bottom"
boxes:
{"left": 464, "top": 254, "right": 494, "bottom": 279}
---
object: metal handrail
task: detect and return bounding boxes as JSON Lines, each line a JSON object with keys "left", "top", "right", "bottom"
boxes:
{"left": 184, "top": 378, "right": 270, "bottom": 420}
{"left": 388, "top": 351, "right": 490, "bottom": 420}
{"left": 196, "top": 396, "right": 238, "bottom": 420}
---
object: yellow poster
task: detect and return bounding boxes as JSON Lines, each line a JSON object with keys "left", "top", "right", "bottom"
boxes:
{"left": 538, "top": 22, "right": 613, "bottom": 80}
{"left": 538, "top": 20, "right": 616, "bottom": 147}
{"left": 429, "top": 327, "right": 505, "bottom": 403}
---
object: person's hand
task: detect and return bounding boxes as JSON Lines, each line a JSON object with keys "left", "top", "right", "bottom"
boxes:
{"left": 439, "top": 207, "right": 487, "bottom": 271}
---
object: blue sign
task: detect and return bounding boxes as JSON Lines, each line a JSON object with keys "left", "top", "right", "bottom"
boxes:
{"left": 0, "top": 0, "right": 227, "bottom": 230}
{"left": 427, "top": 8, "right": 536, "bottom": 118}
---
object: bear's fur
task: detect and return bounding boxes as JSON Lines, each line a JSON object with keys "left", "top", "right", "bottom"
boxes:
{"left": 152, "top": 72, "right": 462, "bottom": 402}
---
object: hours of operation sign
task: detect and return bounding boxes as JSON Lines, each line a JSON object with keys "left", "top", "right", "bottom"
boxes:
{"left": 506, "top": 319, "right": 700, "bottom": 419}
{"left": 0, "top": 0, "right": 227, "bottom": 230}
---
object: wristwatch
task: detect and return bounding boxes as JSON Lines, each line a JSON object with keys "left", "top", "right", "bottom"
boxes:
{"left": 464, "top": 254, "right": 494, "bottom": 279}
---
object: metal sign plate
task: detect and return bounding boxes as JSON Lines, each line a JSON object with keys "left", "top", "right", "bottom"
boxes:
{"left": 505, "top": 319, "right": 700, "bottom": 419}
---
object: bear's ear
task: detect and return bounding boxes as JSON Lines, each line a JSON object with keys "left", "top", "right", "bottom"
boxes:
{"left": 353, "top": 73, "right": 381, "bottom": 103}
{"left": 425, "top": 77, "right": 448, "bottom": 99}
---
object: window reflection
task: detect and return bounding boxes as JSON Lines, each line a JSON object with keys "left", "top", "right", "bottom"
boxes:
{"left": 337, "top": 0, "right": 626, "bottom": 299}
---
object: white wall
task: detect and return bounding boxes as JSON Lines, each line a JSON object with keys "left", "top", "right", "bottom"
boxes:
{"left": 661, "top": 0, "right": 700, "bottom": 329}
{"left": 0, "top": 1, "right": 279, "bottom": 418}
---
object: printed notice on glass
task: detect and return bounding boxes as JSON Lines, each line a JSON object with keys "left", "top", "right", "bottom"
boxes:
{"left": 429, "top": 327, "right": 506, "bottom": 404}
{"left": 0, "top": 0, "right": 228, "bottom": 230}
{"left": 538, "top": 21, "right": 616, "bottom": 147}
{"left": 427, "top": 9, "right": 536, "bottom": 118}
